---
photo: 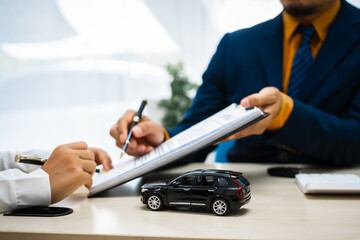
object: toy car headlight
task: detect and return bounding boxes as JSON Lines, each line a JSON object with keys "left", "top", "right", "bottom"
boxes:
{"left": 141, "top": 188, "right": 148, "bottom": 192}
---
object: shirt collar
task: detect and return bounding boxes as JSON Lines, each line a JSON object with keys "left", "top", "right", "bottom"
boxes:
{"left": 283, "top": 0, "right": 341, "bottom": 42}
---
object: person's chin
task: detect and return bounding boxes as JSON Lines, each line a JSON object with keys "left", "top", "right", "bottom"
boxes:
{"left": 284, "top": 5, "right": 318, "bottom": 17}
{"left": 281, "top": 0, "right": 318, "bottom": 17}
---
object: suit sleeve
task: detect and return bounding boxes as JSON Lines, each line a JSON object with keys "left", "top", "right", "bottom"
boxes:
{"left": 264, "top": 89, "right": 360, "bottom": 166}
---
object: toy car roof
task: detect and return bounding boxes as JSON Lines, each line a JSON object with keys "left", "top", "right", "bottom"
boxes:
{"left": 187, "top": 169, "right": 243, "bottom": 178}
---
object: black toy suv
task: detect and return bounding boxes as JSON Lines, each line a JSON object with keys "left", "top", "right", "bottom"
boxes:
{"left": 140, "top": 169, "right": 251, "bottom": 216}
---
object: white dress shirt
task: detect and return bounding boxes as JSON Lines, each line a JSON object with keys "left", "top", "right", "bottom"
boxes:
{"left": 0, "top": 150, "right": 51, "bottom": 213}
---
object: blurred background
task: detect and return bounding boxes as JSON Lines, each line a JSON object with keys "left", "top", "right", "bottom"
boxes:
{"left": 1, "top": 0, "right": 359, "bottom": 159}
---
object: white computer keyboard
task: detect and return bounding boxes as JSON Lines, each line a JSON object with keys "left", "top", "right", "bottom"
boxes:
{"left": 295, "top": 173, "right": 360, "bottom": 194}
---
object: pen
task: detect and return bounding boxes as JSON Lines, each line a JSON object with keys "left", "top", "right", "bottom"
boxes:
{"left": 120, "top": 99, "right": 147, "bottom": 159}
{"left": 15, "top": 154, "right": 101, "bottom": 173}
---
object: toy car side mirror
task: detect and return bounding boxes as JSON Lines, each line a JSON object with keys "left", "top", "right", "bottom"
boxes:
{"left": 171, "top": 181, "right": 180, "bottom": 186}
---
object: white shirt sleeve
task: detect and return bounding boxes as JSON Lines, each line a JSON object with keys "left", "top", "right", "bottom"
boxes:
{"left": 0, "top": 151, "right": 52, "bottom": 213}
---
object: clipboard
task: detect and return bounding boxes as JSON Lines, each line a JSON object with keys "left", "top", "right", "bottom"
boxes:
{"left": 90, "top": 104, "right": 268, "bottom": 196}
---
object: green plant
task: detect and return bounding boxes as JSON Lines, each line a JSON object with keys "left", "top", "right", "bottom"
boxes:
{"left": 158, "top": 62, "right": 198, "bottom": 128}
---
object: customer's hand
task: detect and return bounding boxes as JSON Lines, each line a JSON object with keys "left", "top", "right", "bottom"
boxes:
{"left": 41, "top": 141, "right": 97, "bottom": 204}
{"left": 110, "top": 110, "right": 165, "bottom": 157}
{"left": 88, "top": 147, "right": 113, "bottom": 171}
{"left": 218, "top": 87, "right": 282, "bottom": 142}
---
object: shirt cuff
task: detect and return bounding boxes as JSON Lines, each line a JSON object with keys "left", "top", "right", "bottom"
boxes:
{"left": 162, "top": 127, "right": 171, "bottom": 141}
{"left": 267, "top": 92, "right": 294, "bottom": 131}
{"left": 16, "top": 169, "right": 51, "bottom": 209}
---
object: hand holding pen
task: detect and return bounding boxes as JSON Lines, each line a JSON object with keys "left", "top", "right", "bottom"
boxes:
{"left": 16, "top": 154, "right": 102, "bottom": 173}
{"left": 110, "top": 99, "right": 166, "bottom": 158}
{"left": 16, "top": 142, "right": 98, "bottom": 204}
{"left": 16, "top": 146, "right": 112, "bottom": 173}
{"left": 120, "top": 99, "right": 147, "bottom": 158}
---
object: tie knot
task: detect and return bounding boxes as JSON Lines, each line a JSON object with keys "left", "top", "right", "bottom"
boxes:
{"left": 299, "top": 25, "right": 316, "bottom": 43}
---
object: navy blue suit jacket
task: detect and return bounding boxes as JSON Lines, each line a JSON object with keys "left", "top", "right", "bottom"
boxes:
{"left": 167, "top": 1, "right": 360, "bottom": 166}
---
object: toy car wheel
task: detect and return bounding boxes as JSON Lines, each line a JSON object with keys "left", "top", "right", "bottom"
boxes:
{"left": 147, "top": 194, "right": 163, "bottom": 211}
{"left": 211, "top": 198, "right": 230, "bottom": 216}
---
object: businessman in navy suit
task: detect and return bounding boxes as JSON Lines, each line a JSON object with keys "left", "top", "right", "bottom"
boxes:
{"left": 111, "top": 0, "right": 360, "bottom": 166}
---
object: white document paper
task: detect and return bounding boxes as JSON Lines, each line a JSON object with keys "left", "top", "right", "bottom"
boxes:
{"left": 90, "top": 104, "right": 266, "bottom": 195}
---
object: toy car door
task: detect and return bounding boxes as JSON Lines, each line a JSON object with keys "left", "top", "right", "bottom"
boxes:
{"left": 190, "top": 175, "right": 216, "bottom": 207}
{"left": 167, "top": 175, "right": 193, "bottom": 206}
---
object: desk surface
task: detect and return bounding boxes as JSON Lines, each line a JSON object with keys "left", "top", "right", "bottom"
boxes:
{"left": 1, "top": 163, "right": 360, "bottom": 240}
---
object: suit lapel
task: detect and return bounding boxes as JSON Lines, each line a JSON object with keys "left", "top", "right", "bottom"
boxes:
{"left": 257, "top": 15, "right": 284, "bottom": 91}
{"left": 294, "top": 1, "right": 360, "bottom": 102}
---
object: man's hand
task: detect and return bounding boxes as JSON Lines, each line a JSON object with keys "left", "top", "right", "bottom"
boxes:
{"left": 110, "top": 110, "right": 165, "bottom": 157}
{"left": 41, "top": 142, "right": 97, "bottom": 204}
{"left": 218, "top": 87, "right": 282, "bottom": 143}
{"left": 88, "top": 147, "right": 113, "bottom": 171}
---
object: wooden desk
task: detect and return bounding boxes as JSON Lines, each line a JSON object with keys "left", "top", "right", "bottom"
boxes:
{"left": 1, "top": 163, "right": 360, "bottom": 240}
